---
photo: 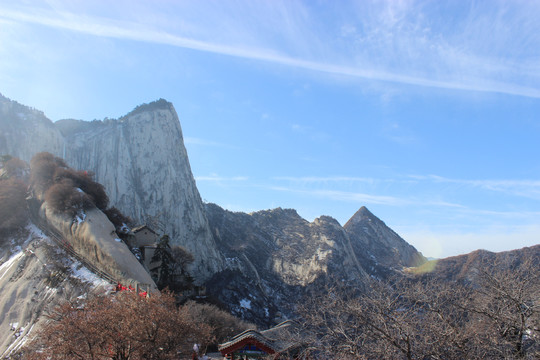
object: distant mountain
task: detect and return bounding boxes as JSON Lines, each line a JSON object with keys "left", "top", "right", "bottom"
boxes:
{"left": 204, "top": 203, "right": 426, "bottom": 325}
{"left": 0, "top": 94, "right": 63, "bottom": 160}
{"left": 344, "top": 206, "right": 426, "bottom": 269}
{"left": 413, "top": 244, "right": 540, "bottom": 282}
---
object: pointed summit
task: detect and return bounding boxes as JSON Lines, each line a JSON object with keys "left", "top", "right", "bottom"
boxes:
{"left": 344, "top": 206, "right": 426, "bottom": 268}
{"left": 344, "top": 206, "right": 377, "bottom": 228}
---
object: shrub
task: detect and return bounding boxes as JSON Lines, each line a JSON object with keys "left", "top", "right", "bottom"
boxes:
{"left": 0, "top": 178, "right": 28, "bottom": 237}
{"left": 3, "top": 157, "right": 29, "bottom": 181}
{"left": 183, "top": 301, "right": 254, "bottom": 348}
{"left": 30, "top": 152, "right": 67, "bottom": 195}
{"left": 53, "top": 167, "right": 109, "bottom": 210}
{"left": 103, "top": 207, "right": 133, "bottom": 230}
{"left": 77, "top": 173, "right": 108, "bottom": 210}
{"left": 30, "top": 152, "right": 109, "bottom": 215}
{"left": 0, "top": 154, "right": 13, "bottom": 164}
{"left": 44, "top": 179, "right": 92, "bottom": 217}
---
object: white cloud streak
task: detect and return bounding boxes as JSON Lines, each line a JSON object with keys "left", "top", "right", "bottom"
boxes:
{"left": 409, "top": 174, "right": 540, "bottom": 200}
{"left": 195, "top": 175, "right": 248, "bottom": 182}
{"left": 2, "top": 3, "right": 540, "bottom": 98}
{"left": 274, "top": 176, "right": 378, "bottom": 184}
{"left": 271, "top": 174, "right": 540, "bottom": 219}
{"left": 268, "top": 185, "right": 466, "bottom": 208}
{"left": 184, "top": 137, "right": 241, "bottom": 150}
{"left": 276, "top": 174, "right": 540, "bottom": 198}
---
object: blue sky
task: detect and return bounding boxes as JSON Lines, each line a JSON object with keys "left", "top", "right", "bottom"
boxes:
{"left": 1, "top": 0, "right": 539, "bottom": 258}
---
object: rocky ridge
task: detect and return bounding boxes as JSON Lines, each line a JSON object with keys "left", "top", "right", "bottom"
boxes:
{"left": 0, "top": 95, "right": 63, "bottom": 161}
{"left": 204, "top": 203, "right": 425, "bottom": 325}
{"left": 344, "top": 206, "right": 426, "bottom": 270}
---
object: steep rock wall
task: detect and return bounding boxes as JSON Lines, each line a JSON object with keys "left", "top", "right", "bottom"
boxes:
{"left": 205, "top": 204, "right": 371, "bottom": 325}
{"left": 0, "top": 225, "right": 112, "bottom": 357}
{"left": 0, "top": 95, "right": 225, "bottom": 283}
{"left": 55, "top": 102, "right": 225, "bottom": 282}
{"left": 0, "top": 94, "right": 64, "bottom": 160}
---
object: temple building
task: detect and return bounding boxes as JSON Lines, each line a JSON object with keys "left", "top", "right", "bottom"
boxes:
{"left": 218, "top": 320, "right": 301, "bottom": 359}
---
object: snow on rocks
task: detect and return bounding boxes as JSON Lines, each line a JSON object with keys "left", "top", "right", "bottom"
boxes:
{"left": 0, "top": 252, "right": 24, "bottom": 282}
{"left": 239, "top": 298, "right": 252, "bottom": 310}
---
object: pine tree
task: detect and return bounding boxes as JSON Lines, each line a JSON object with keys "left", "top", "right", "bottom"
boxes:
{"left": 150, "top": 234, "right": 175, "bottom": 289}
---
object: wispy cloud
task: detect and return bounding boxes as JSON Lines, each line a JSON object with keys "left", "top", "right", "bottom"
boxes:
{"left": 275, "top": 174, "right": 540, "bottom": 201}
{"left": 270, "top": 173, "right": 540, "bottom": 222}
{"left": 2, "top": 1, "right": 540, "bottom": 98}
{"left": 381, "top": 122, "right": 417, "bottom": 145}
{"left": 290, "top": 124, "right": 330, "bottom": 142}
{"left": 274, "top": 176, "right": 378, "bottom": 184}
{"left": 268, "top": 185, "right": 467, "bottom": 209}
{"left": 409, "top": 174, "right": 540, "bottom": 200}
{"left": 184, "top": 137, "right": 241, "bottom": 150}
{"left": 268, "top": 186, "right": 406, "bottom": 206}
{"left": 195, "top": 175, "right": 248, "bottom": 182}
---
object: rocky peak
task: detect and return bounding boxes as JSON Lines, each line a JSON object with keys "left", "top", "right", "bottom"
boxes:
{"left": 0, "top": 94, "right": 64, "bottom": 161}
{"left": 313, "top": 215, "right": 341, "bottom": 227}
{"left": 344, "top": 206, "right": 426, "bottom": 269}
{"left": 0, "top": 96, "right": 225, "bottom": 283}
{"left": 344, "top": 206, "right": 375, "bottom": 226}
{"left": 59, "top": 101, "right": 225, "bottom": 282}
{"left": 205, "top": 203, "right": 373, "bottom": 325}
{"left": 121, "top": 98, "right": 172, "bottom": 118}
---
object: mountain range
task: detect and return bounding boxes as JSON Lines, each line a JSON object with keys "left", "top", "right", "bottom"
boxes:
{"left": 0, "top": 93, "right": 429, "bottom": 323}
{"left": 10, "top": 93, "right": 535, "bottom": 352}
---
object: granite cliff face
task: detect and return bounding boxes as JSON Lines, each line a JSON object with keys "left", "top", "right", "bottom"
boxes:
{"left": 55, "top": 101, "right": 225, "bottom": 281}
{"left": 204, "top": 203, "right": 424, "bottom": 325}
{"left": 1, "top": 94, "right": 427, "bottom": 326}
{"left": 0, "top": 95, "right": 224, "bottom": 282}
{"left": 0, "top": 94, "right": 63, "bottom": 160}
{"left": 39, "top": 204, "right": 156, "bottom": 288}
{"left": 0, "top": 225, "right": 113, "bottom": 357}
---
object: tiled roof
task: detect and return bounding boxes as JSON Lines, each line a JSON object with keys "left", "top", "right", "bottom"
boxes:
{"left": 131, "top": 225, "right": 157, "bottom": 234}
{"left": 218, "top": 320, "right": 297, "bottom": 355}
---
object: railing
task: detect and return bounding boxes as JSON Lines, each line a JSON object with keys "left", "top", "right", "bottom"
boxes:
{"left": 42, "top": 220, "right": 118, "bottom": 285}
{"left": 27, "top": 199, "right": 151, "bottom": 294}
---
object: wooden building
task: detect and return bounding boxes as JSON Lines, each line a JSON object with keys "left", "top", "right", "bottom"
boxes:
{"left": 131, "top": 225, "right": 159, "bottom": 246}
{"left": 129, "top": 225, "right": 159, "bottom": 269}
{"left": 218, "top": 320, "right": 301, "bottom": 359}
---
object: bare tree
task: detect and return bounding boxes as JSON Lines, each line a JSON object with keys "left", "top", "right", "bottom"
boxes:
{"left": 298, "top": 258, "right": 539, "bottom": 360}
{"left": 0, "top": 178, "right": 29, "bottom": 237}
{"left": 24, "top": 290, "right": 213, "bottom": 360}
{"left": 182, "top": 301, "right": 254, "bottom": 351}
{"left": 297, "top": 284, "right": 371, "bottom": 359}
{"left": 461, "top": 257, "right": 540, "bottom": 359}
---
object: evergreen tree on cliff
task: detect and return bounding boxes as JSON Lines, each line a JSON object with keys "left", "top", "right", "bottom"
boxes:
{"left": 150, "top": 234, "right": 175, "bottom": 289}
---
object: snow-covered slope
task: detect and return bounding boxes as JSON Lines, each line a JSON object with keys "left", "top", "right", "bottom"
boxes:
{"left": 39, "top": 204, "right": 156, "bottom": 288}
{"left": 0, "top": 224, "right": 113, "bottom": 357}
